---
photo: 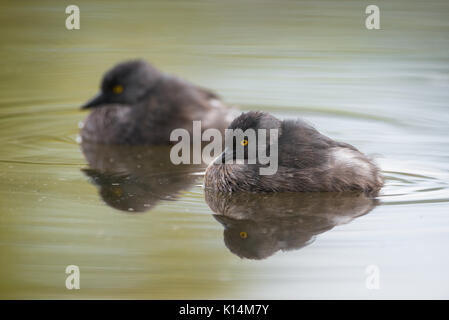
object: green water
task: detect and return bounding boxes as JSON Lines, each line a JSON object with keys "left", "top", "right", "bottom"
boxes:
{"left": 1, "top": 0, "right": 449, "bottom": 299}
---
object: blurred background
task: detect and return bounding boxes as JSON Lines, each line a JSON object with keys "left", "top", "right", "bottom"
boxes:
{"left": 0, "top": 0, "right": 448, "bottom": 299}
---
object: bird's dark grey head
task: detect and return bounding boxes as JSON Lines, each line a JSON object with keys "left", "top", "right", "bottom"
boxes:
{"left": 81, "top": 59, "right": 162, "bottom": 109}
{"left": 228, "top": 111, "right": 282, "bottom": 133}
{"left": 214, "top": 111, "right": 282, "bottom": 164}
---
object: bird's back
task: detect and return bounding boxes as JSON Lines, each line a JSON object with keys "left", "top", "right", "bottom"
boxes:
{"left": 136, "top": 74, "right": 235, "bottom": 143}
{"left": 276, "top": 118, "right": 383, "bottom": 193}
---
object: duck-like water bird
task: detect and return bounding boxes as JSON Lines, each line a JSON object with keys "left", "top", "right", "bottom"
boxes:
{"left": 80, "top": 59, "right": 235, "bottom": 145}
{"left": 205, "top": 111, "right": 383, "bottom": 194}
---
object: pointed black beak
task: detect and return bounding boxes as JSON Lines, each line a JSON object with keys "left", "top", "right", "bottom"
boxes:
{"left": 81, "top": 92, "right": 106, "bottom": 110}
{"left": 212, "top": 214, "right": 236, "bottom": 227}
{"left": 213, "top": 147, "right": 234, "bottom": 165}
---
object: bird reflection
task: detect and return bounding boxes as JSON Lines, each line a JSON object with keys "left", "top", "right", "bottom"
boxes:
{"left": 81, "top": 141, "right": 206, "bottom": 212}
{"left": 205, "top": 190, "right": 379, "bottom": 260}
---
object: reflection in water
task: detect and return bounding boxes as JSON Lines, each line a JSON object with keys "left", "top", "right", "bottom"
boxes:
{"left": 81, "top": 141, "right": 205, "bottom": 212}
{"left": 205, "top": 190, "right": 378, "bottom": 260}
{"left": 0, "top": 0, "right": 447, "bottom": 300}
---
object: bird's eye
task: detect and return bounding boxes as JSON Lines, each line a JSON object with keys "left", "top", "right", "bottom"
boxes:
{"left": 111, "top": 186, "right": 123, "bottom": 197}
{"left": 240, "top": 231, "right": 248, "bottom": 239}
{"left": 112, "top": 85, "right": 124, "bottom": 94}
{"left": 240, "top": 139, "right": 248, "bottom": 146}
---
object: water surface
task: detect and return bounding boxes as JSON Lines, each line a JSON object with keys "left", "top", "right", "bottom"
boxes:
{"left": 1, "top": 0, "right": 449, "bottom": 299}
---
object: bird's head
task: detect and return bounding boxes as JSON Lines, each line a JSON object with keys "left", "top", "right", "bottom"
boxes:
{"left": 81, "top": 59, "right": 162, "bottom": 109}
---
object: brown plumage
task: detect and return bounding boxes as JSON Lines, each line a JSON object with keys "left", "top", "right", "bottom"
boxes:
{"left": 204, "top": 111, "right": 383, "bottom": 194}
{"left": 80, "top": 59, "right": 235, "bottom": 145}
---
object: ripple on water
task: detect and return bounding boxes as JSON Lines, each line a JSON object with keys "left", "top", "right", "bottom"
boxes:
{"left": 379, "top": 159, "right": 449, "bottom": 205}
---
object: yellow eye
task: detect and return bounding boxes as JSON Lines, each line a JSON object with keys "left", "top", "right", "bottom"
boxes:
{"left": 240, "top": 231, "right": 247, "bottom": 239}
{"left": 113, "top": 85, "right": 123, "bottom": 94}
{"left": 111, "top": 186, "right": 123, "bottom": 197}
{"left": 240, "top": 139, "right": 248, "bottom": 146}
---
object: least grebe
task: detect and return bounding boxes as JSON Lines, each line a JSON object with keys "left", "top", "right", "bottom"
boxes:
{"left": 80, "top": 59, "right": 235, "bottom": 145}
{"left": 204, "top": 111, "right": 383, "bottom": 194}
{"left": 205, "top": 190, "right": 377, "bottom": 259}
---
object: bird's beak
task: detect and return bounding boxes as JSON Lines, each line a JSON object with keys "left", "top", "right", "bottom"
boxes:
{"left": 212, "top": 214, "right": 235, "bottom": 227}
{"left": 213, "top": 147, "right": 234, "bottom": 165}
{"left": 81, "top": 92, "right": 106, "bottom": 109}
